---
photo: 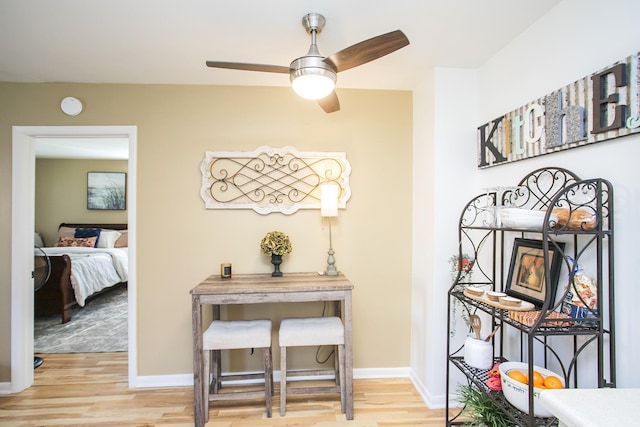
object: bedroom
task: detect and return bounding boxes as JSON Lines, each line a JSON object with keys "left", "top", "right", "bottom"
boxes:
{"left": 33, "top": 141, "right": 129, "bottom": 354}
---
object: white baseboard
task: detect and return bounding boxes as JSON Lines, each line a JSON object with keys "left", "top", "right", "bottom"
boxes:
{"left": 132, "top": 373, "right": 193, "bottom": 388}
{"left": 409, "top": 369, "right": 446, "bottom": 409}
{"left": 0, "top": 382, "right": 12, "bottom": 394}
{"left": 353, "top": 367, "right": 411, "bottom": 378}
{"left": 132, "top": 367, "right": 412, "bottom": 389}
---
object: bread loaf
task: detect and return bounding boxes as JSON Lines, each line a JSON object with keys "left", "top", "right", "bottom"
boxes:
{"left": 509, "top": 310, "right": 572, "bottom": 327}
{"left": 551, "top": 208, "right": 597, "bottom": 230}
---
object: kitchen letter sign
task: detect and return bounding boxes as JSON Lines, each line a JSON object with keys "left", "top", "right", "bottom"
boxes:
{"left": 478, "top": 51, "right": 640, "bottom": 168}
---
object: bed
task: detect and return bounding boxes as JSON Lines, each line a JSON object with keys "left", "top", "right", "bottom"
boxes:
{"left": 34, "top": 223, "right": 128, "bottom": 324}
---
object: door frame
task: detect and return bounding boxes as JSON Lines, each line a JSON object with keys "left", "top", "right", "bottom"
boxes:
{"left": 10, "top": 125, "right": 137, "bottom": 392}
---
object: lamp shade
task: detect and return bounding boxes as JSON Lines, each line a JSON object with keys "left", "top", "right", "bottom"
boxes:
{"left": 320, "top": 183, "right": 339, "bottom": 217}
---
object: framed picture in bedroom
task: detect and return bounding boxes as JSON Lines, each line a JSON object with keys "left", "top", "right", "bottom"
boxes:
{"left": 87, "top": 172, "right": 127, "bottom": 210}
{"left": 505, "top": 238, "right": 565, "bottom": 307}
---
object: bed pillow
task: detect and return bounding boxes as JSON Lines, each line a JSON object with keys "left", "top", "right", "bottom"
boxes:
{"left": 58, "top": 226, "right": 76, "bottom": 239}
{"left": 74, "top": 228, "right": 101, "bottom": 247}
{"left": 97, "top": 230, "right": 122, "bottom": 248}
{"left": 114, "top": 230, "right": 128, "bottom": 248}
{"left": 56, "top": 236, "right": 98, "bottom": 248}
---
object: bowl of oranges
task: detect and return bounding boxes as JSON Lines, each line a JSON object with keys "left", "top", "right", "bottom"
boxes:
{"left": 499, "top": 361, "right": 565, "bottom": 417}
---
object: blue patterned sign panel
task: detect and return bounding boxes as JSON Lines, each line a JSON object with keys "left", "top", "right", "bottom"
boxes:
{"left": 478, "top": 52, "right": 640, "bottom": 168}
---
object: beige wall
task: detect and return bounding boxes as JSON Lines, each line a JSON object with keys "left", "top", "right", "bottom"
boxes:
{"left": 35, "top": 159, "right": 128, "bottom": 246}
{"left": 0, "top": 82, "right": 412, "bottom": 381}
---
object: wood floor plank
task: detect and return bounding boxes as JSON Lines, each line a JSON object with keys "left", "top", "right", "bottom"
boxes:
{"left": 0, "top": 353, "right": 456, "bottom": 426}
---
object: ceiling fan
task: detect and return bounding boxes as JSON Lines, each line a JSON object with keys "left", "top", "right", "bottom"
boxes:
{"left": 205, "top": 13, "right": 410, "bottom": 113}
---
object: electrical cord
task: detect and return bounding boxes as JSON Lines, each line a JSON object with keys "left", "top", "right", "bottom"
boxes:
{"left": 315, "top": 301, "right": 335, "bottom": 364}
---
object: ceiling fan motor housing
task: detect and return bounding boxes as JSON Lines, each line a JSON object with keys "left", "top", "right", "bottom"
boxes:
{"left": 290, "top": 56, "right": 337, "bottom": 82}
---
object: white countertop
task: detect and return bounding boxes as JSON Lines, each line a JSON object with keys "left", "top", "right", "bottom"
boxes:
{"left": 540, "top": 388, "right": 640, "bottom": 427}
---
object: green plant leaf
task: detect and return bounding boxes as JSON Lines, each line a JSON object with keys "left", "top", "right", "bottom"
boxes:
{"left": 456, "top": 385, "right": 514, "bottom": 427}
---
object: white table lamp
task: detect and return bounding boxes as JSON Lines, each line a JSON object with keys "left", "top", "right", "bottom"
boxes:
{"left": 321, "top": 183, "right": 339, "bottom": 276}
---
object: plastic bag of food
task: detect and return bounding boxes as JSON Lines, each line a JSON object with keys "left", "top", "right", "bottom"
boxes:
{"left": 560, "top": 261, "right": 597, "bottom": 323}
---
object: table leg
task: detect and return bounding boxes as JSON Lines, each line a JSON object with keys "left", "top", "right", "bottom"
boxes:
{"left": 192, "top": 297, "right": 204, "bottom": 427}
{"left": 344, "top": 291, "right": 354, "bottom": 420}
{"left": 212, "top": 305, "right": 221, "bottom": 392}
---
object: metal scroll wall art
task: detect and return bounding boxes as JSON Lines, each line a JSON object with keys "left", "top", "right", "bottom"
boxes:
{"left": 200, "top": 146, "right": 351, "bottom": 215}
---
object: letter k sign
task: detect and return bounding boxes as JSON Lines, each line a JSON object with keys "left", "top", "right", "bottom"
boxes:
{"left": 478, "top": 117, "right": 508, "bottom": 167}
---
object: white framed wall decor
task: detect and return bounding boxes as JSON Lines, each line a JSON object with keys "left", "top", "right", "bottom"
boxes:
{"left": 200, "top": 146, "right": 351, "bottom": 215}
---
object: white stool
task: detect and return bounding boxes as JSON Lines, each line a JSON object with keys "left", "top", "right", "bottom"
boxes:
{"left": 203, "top": 319, "right": 273, "bottom": 420}
{"left": 278, "top": 316, "right": 346, "bottom": 416}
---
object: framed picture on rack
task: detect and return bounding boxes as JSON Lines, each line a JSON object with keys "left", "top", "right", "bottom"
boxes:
{"left": 505, "top": 238, "right": 565, "bottom": 307}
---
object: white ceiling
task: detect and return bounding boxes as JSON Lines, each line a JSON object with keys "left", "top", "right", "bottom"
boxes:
{"left": 0, "top": 0, "right": 561, "bottom": 91}
{"left": 3, "top": 0, "right": 562, "bottom": 159}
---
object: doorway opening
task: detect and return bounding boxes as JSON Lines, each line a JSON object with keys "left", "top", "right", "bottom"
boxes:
{"left": 10, "top": 125, "right": 137, "bottom": 393}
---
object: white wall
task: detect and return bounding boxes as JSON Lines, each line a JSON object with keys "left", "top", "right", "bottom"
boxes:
{"left": 410, "top": 69, "right": 435, "bottom": 401}
{"left": 412, "top": 0, "right": 640, "bottom": 407}
{"left": 476, "top": 0, "right": 640, "bottom": 388}
{"left": 411, "top": 68, "right": 479, "bottom": 407}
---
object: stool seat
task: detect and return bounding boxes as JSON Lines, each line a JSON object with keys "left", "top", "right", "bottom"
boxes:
{"left": 204, "top": 319, "right": 272, "bottom": 349}
{"left": 279, "top": 316, "right": 346, "bottom": 416}
{"left": 203, "top": 319, "right": 273, "bottom": 420}
{"left": 279, "top": 317, "right": 344, "bottom": 347}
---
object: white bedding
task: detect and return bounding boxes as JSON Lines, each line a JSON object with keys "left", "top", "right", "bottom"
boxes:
{"left": 41, "top": 247, "right": 128, "bottom": 306}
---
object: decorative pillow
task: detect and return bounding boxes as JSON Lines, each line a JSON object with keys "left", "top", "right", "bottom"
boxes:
{"left": 56, "top": 236, "right": 98, "bottom": 248}
{"left": 97, "top": 230, "right": 122, "bottom": 248}
{"left": 114, "top": 230, "right": 128, "bottom": 248}
{"left": 74, "top": 227, "right": 101, "bottom": 247}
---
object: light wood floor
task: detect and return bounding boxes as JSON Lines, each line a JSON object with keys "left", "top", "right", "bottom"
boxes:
{"left": 0, "top": 353, "right": 456, "bottom": 426}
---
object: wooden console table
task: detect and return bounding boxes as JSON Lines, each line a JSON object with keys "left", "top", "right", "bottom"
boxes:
{"left": 190, "top": 272, "right": 354, "bottom": 426}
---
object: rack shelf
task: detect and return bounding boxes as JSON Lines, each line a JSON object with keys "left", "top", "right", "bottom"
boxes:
{"left": 449, "top": 357, "right": 557, "bottom": 427}
{"left": 445, "top": 167, "right": 615, "bottom": 426}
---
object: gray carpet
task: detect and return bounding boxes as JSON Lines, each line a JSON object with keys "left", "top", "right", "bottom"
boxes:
{"left": 34, "top": 284, "right": 128, "bottom": 353}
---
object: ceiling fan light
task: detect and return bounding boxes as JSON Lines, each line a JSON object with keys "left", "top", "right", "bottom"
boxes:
{"left": 291, "top": 69, "right": 336, "bottom": 100}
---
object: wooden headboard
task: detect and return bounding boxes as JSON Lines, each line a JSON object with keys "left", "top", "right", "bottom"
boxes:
{"left": 59, "top": 223, "right": 128, "bottom": 230}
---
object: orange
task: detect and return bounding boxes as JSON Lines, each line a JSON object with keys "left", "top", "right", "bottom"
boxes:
{"left": 529, "top": 371, "right": 545, "bottom": 388}
{"left": 544, "top": 375, "right": 564, "bottom": 389}
{"left": 507, "top": 370, "right": 527, "bottom": 384}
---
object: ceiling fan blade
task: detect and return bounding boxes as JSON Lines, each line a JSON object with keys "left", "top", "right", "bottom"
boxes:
{"left": 317, "top": 91, "right": 340, "bottom": 114}
{"left": 324, "top": 30, "right": 410, "bottom": 73}
{"left": 206, "top": 61, "right": 290, "bottom": 74}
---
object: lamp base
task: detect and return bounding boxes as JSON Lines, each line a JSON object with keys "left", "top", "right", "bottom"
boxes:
{"left": 326, "top": 248, "right": 338, "bottom": 276}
